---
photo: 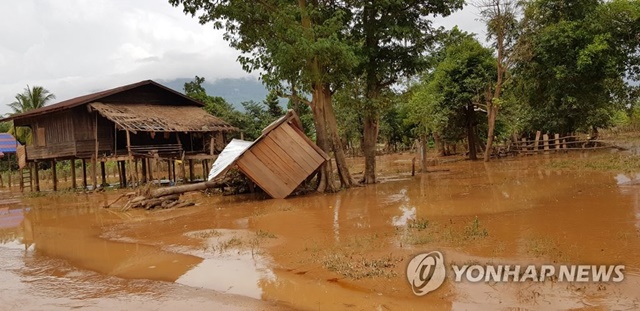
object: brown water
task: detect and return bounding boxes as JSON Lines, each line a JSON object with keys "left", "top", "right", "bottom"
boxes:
{"left": 1, "top": 152, "right": 640, "bottom": 310}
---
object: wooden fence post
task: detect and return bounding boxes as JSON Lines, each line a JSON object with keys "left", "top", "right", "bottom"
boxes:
{"left": 554, "top": 134, "right": 560, "bottom": 151}
{"left": 534, "top": 131, "right": 541, "bottom": 152}
{"left": 543, "top": 134, "right": 550, "bottom": 152}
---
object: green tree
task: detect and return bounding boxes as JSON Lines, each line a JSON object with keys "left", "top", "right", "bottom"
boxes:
{"left": 170, "top": 0, "right": 358, "bottom": 192}
{"left": 8, "top": 85, "right": 56, "bottom": 144}
{"left": 514, "top": 0, "right": 640, "bottom": 135}
{"left": 263, "top": 91, "right": 284, "bottom": 119}
{"left": 408, "top": 34, "right": 496, "bottom": 160}
{"left": 476, "top": 0, "right": 519, "bottom": 161}
{"left": 183, "top": 76, "right": 246, "bottom": 135}
{"left": 9, "top": 85, "right": 55, "bottom": 114}
{"left": 349, "top": 0, "right": 463, "bottom": 183}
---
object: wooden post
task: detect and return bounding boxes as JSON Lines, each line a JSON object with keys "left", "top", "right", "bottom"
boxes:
{"left": 100, "top": 161, "right": 107, "bottom": 186}
{"left": 543, "top": 134, "right": 549, "bottom": 152}
{"left": 147, "top": 158, "right": 154, "bottom": 182}
{"left": 165, "top": 160, "right": 170, "bottom": 182}
{"left": 141, "top": 158, "right": 147, "bottom": 183}
{"left": 52, "top": 159, "right": 57, "bottom": 191}
{"left": 93, "top": 112, "right": 99, "bottom": 190}
{"left": 188, "top": 159, "right": 194, "bottom": 182}
{"left": 7, "top": 155, "right": 10, "bottom": 189}
{"left": 554, "top": 134, "right": 560, "bottom": 151}
{"left": 562, "top": 139, "right": 567, "bottom": 149}
{"left": 71, "top": 159, "right": 77, "bottom": 189}
{"left": 125, "top": 130, "right": 133, "bottom": 186}
{"left": 120, "top": 161, "right": 127, "bottom": 187}
{"left": 134, "top": 158, "right": 139, "bottom": 185}
{"left": 210, "top": 136, "right": 215, "bottom": 155}
{"left": 534, "top": 131, "right": 541, "bottom": 152}
{"left": 411, "top": 157, "right": 416, "bottom": 176}
{"left": 172, "top": 160, "right": 177, "bottom": 183}
{"left": 34, "top": 161, "right": 40, "bottom": 192}
{"left": 521, "top": 138, "right": 527, "bottom": 153}
{"left": 203, "top": 160, "right": 209, "bottom": 180}
{"left": 91, "top": 156, "right": 97, "bottom": 190}
{"left": 82, "top": 159, "right": 87, "bottom": 189}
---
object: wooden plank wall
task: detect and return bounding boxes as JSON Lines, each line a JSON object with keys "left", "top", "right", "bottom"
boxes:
{"left": 237, "top": 123, "right": 326, "bottom": 198}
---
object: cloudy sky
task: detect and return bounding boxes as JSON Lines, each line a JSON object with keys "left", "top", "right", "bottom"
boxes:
{"left": 0, "top": 0, "right": 484, "bottom": 115}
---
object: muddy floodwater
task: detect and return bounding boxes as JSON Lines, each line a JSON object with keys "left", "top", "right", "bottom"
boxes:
{"left": 1, "top": 152, "right": 640, "bottom": 310}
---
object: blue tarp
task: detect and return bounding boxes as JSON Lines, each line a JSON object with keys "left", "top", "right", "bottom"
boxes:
{"left": 0, "top": 133, "right": 20, "bottom": 153}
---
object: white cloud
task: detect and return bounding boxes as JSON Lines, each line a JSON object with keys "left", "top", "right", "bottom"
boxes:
{"left": 0, "top": 1, "right": 484, "bottom": 116}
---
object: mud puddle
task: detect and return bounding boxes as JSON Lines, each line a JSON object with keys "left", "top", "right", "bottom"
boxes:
{"left": 1, "top": 152, "right": 640, "bottom": 310}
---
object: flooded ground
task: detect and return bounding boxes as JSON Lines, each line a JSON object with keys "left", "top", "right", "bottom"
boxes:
{"left": 1, "top": 151, "right": 640, "bottom": 310}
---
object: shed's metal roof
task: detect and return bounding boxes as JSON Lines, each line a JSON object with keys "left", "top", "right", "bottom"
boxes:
{"left": 89, "top": 102, "right": 237, "bottom": 133}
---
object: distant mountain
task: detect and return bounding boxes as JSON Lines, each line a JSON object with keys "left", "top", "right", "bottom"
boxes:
{"left": 161, "top": 77, "right": 275, "bottom": 111}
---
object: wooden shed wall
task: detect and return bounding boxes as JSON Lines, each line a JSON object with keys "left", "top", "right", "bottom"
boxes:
{"left": 73, "top": 107, "right": 113, "bottom": 158}
{"left": 19, "top": 107, "right": 114, "bottom": 160}
{"left": 236, "top": 122, "right": 326, "bottom": 198}
{"left": 23, "top": 110, "right": 76, "bottom": 159}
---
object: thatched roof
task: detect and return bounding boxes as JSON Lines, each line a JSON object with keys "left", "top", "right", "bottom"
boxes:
{"left": 89, "top": 102, "right": 237, "bottom": 134}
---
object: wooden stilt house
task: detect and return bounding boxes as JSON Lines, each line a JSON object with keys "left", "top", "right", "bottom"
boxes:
{"left": 0, "top": 80, "right": 237, "bottom": 191}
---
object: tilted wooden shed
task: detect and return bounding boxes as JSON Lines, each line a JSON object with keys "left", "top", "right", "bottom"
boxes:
{"left": 208, "top": 110, "right": 329, "bottom": 199}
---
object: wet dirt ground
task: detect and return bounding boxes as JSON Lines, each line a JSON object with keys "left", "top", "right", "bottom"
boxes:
{"left": 1, "top": 151, "right": 640, "bottom": 310}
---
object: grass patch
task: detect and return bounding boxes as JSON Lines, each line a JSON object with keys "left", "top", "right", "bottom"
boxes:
{"left": 189, "top": 229, "right": 222, "bottom": 239}
{"left": 322, "top": 252, "right": 403, "bottom": 280}
{"left": 525, "top": 236, "right": 569, "bottom": 262}
{"left": 407, "top": 218, "right": 429, "bottom": 231}
{"left": 255, "top": 229, "right": 277, "bottom": 239}
{"left": 548, "top": 153, "right": 640, "bottom": 173}
{"left": 463, "top": 216, "right": 489, "bottom": 240}
{"left": 398, "top": 216, "right": 489, "bottom": 246}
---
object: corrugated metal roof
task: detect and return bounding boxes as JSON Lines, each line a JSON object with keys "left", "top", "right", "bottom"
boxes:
{"left": 0, "top": 133, "right": 20, "bottom": 153}
{"left": 0, "top": 80, "right": 203, "bottom": 122}
{"left": 89, "top": 102, "right": 237, "bottom": 133}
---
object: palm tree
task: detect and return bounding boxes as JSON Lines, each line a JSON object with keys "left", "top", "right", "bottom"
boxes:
{"left": 9, "top": 85, "right": 56, "bottom": 114}
{"left": 8, "top": 85, "right": 56, "bottom": 144}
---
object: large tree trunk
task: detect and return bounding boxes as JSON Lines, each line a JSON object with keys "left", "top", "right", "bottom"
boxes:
{"left": 322, "top": 86, "right": 356, "bottom": 188}
{"left": 466, "top": 103, "right": 478, "bottom": 160}
{"left": 310, "top": 85, "right": 337, "bottom": 193}
{"left": 483, "top": 105, "right": 497, "bottom": 161}
{"left": 310, "top": 84, "right": 355, "bottom": 192}
{"left": 361, "top": 114, "right": 378, "bottom": 184}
